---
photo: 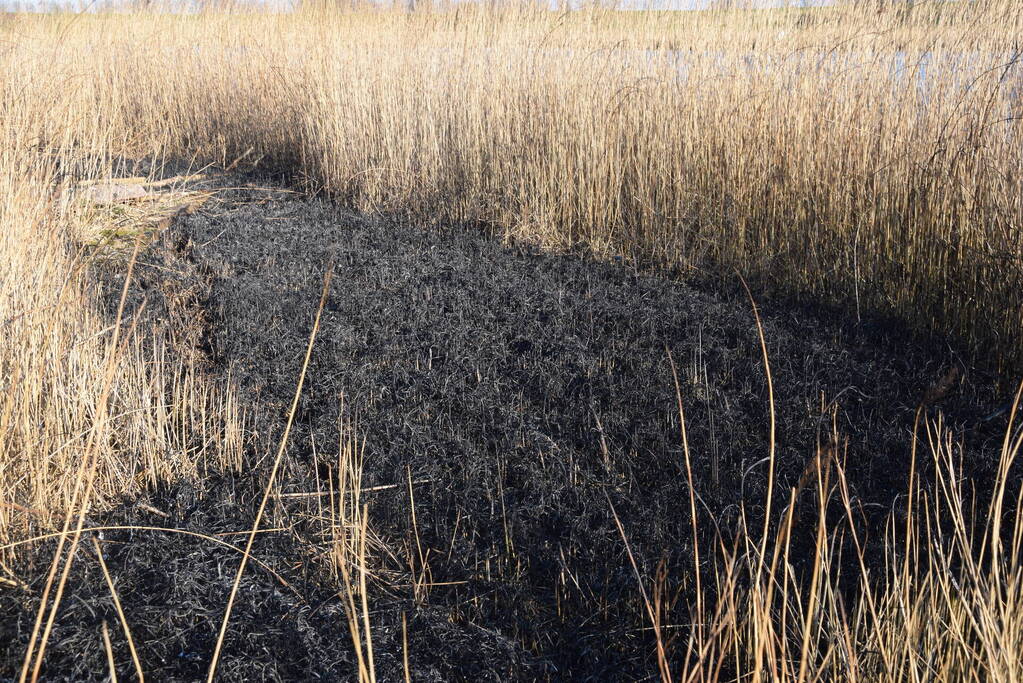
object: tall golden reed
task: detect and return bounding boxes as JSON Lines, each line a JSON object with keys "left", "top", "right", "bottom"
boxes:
{"left": 0, "top": 20, "right": 245, "bottom": 545}
{"left": 8, "top": 2, "right": 1021, "bottom": 363}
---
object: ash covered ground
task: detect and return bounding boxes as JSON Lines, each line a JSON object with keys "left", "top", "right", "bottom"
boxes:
{"left": 0, "top": 174, "right": 1012, "bottom": 681}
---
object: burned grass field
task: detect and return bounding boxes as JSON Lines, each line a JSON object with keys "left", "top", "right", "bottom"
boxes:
{"left": 2, "top": 174, "right": 1016, "bottom": 680}
{"left": 3, "top": 3, "right": 1023, "bottom": 680}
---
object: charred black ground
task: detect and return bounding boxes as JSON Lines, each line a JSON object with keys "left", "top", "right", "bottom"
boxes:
{"left": 1, "top": 173, "right": 1015, "bottom": 681}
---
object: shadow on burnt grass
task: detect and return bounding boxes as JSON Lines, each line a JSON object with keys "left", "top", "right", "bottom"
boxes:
{"left": 2, "top": 170, "right": 1019, "bottom": 681}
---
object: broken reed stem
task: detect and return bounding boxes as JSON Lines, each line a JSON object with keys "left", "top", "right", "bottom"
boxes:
{"left": 0, "top": 525, "right": 297, "bottom": 596}
{"left": 402, "top": 611, "right": 411, "bottom": 683}
{"left": 92, "top": 537, "right": 145, "bottom": 683}
{"left": 737, "top": 274, "right": 778, "bottom": 683}
{"left": 357, "top": 507, "right": 376, "bottom": 683}
{"left": 274, "top": 479, "right": 432, "bottom": 498}
{"left": 101, "top": 621, "right": 117, "bottom": 683}
{"left": 607, "top": 493, "right": 671, "bottom": 680}
{"left": 666, "top": 347, "right": 701, "bottom": 681}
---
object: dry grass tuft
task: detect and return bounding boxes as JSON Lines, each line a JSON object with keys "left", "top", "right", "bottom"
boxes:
{"left": 646, "top": 407, "right": 1023, "bottom": 682}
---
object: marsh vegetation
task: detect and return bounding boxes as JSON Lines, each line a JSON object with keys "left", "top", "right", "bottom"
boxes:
{"left": 1, "top": 2, "right": 1023, "bottom": 680}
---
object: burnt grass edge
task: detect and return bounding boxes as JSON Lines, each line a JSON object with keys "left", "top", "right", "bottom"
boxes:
{"left": 1, "top": 169, "right": 1019, "bottom": 682}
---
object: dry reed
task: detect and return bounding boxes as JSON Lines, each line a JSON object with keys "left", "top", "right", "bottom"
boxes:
{"left": 1, "top": 2, "right": 1022, "bottom": 679}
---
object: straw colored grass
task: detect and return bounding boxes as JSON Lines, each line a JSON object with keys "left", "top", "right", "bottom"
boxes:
{"left": 7, "top": 2, "right": 1021, "bottom": 361}
{"left": 0, "top": 21, "right": 245, "bottom": 547}
{"left": 640, "top": 407, "right": 1023, "bottom": 682}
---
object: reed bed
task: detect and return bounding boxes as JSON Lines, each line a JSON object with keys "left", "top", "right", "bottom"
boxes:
{"left": 0, "top": 23, "right": 246, "bottom": 546}
{"left": 650, "top": 407, "right": 1023, "bottom": 682}
{"left": 7, "top": 2, "right": 1021, "bottom": 361}
{"left": 1, "top": 1, "right": 1022, "bottom": 679}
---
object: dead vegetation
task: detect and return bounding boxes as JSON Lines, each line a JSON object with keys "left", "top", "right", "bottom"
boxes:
{"left": 1, "top": 2, "right": 1022, "bottom": 680}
